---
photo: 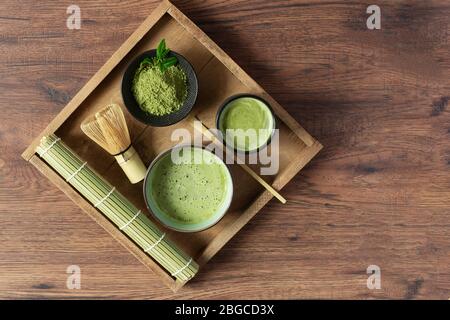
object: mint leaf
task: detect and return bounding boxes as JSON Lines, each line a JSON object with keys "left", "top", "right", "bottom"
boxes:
{"left": 140, "top": 57, "right": 152, "bottom": 67}
{"left": 163, "top": 56, "right": 177, "bottom": 64}
{"left": 162, "top": 56, "right": 177, "bottom": 69}
{"left": 153, "top": 39, "right": 179, "bottom": 73}
{"left": 156, "top": 39, "right": 166, "bottom": 60}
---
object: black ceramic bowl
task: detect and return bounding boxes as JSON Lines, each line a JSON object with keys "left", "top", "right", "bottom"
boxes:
{"left": 121, "top": 50, "right": 198, "bottom": 127}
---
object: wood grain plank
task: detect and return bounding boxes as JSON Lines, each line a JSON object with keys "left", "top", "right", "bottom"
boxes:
{"left": 21, "top": 0, "right": 172, "bottom": 160}
{"left": 29, "top": 155, "right": 180, "bottom": 291}
{"left": 1, "top": 0, "right": 449, "bottom": 299}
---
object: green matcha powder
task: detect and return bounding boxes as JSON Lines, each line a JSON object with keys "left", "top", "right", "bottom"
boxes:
{"left": 132, "top": 62, "right": 187, "bottom": 116}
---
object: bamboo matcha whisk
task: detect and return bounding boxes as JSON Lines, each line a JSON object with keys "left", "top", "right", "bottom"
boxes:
{"left": 81, "top": 103, "right": 147, "bottom": 184}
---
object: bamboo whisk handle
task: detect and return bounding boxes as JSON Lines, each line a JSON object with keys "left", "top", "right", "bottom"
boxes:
{"left": 114, "top": 146, "right": 147, "bottom": 184}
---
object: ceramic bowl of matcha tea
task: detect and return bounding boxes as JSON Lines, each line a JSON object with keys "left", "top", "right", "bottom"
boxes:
{"left": 122, "top": 41, "right": 198, "bottom": 126}
{"left": 216, "top": 94, "right": 276, "bottom": 153}
{"left": 144, "top": 145, "right": 233, "bottom": 232}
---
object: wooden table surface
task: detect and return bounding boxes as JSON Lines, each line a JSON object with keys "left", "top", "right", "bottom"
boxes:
{"left": 1, "top": 0, "right": 449, "bottom": 299}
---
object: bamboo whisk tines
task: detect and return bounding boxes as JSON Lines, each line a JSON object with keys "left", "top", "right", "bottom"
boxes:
{"left": 81, "top": 103, "right": 147, "bottom": 184}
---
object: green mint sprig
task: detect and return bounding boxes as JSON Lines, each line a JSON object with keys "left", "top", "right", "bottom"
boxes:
{"left": 140, "top": 39, "right": 178, "bottom": 73}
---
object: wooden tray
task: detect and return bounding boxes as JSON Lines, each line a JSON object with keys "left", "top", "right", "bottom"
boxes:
{"left": 22, "top": 0, "right": 322, "bottom": 292}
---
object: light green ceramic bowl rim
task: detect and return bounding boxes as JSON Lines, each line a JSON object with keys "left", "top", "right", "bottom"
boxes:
{"left": 143, "top": 145, "right": 233, "bottom": 233}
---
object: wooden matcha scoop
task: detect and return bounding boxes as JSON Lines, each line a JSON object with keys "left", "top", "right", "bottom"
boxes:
{"left": 189, "top": 116, "right": 287, "bottom": 204}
